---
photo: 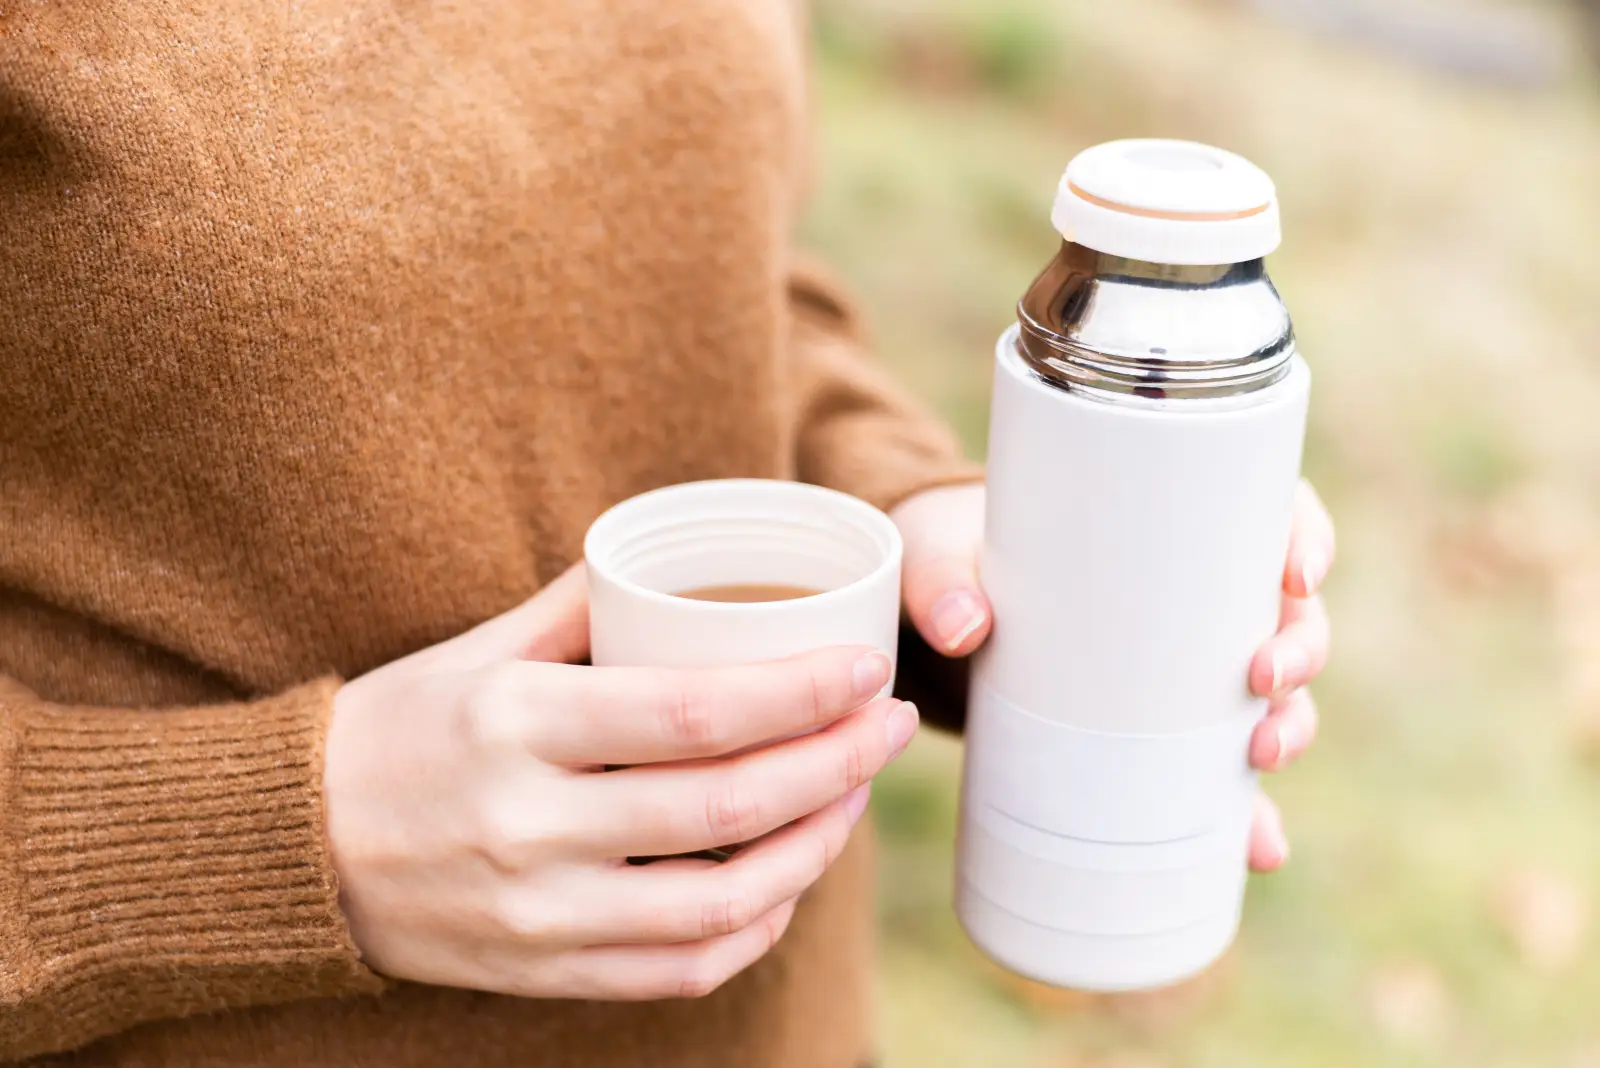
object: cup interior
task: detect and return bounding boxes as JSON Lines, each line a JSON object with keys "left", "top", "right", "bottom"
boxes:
{"left": 585, "top": 480, "right": 901, "bottom": 604}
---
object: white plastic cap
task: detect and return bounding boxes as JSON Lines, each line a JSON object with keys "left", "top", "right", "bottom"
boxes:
{"left": 1050, "top": 139, "right": 1280, "bottom": 266}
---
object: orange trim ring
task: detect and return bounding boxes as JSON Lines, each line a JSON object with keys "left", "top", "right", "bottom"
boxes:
{"left": 1068, "top": 182, "right": 1269, "bottom": 222}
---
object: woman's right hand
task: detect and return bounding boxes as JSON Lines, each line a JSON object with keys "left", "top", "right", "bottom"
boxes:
{"left": 323, "top": 567, "right": 916, "bottom": 1001}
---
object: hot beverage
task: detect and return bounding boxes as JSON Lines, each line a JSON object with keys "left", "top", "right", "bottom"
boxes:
{"left": 675, "top": 583, "right": 822, "bottom": 603}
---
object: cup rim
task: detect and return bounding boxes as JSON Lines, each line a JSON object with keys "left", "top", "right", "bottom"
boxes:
{"left": 583, "top": 478, "right": 904, "bottom": 613}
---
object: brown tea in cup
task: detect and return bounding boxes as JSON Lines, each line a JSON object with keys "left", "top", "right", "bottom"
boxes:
{"left": 675, "top": 584, "right": 822, "bottom": 603}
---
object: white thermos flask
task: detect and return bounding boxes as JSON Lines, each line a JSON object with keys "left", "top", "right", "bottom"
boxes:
{"left": 955, "top": 140, "right": 1311, "bottom": 991}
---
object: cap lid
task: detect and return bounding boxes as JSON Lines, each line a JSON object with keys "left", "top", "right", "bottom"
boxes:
{"left": 1050, "top": 139, "right": 1280, "bottom": 266}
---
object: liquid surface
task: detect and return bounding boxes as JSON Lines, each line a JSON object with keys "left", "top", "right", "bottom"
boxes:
{"left": 674, "top": 583, "right": 824, "bottom": 603}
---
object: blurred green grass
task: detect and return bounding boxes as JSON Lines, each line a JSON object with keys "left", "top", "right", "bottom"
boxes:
{"left": 800, "top": 1, "right": 1600, "bottom": 1066}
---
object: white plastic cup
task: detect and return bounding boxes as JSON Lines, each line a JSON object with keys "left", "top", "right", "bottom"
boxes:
{"left": 584, "top": 480, "right": 903, "bottom": 684}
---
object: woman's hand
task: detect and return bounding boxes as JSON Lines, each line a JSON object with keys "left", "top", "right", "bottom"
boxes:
{"left": 891, "top": 479, "right": 1335, "bottom": 872}
{"left": 1241, "top": 480, "right": 1335, "bottom": 869}
{"left": 324, "top": 566, "right": 917, "bottom": 1000}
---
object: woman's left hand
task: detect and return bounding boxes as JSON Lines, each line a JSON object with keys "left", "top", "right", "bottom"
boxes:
{"left": 890, "top": 478, "right": 1335, "bottom": 873}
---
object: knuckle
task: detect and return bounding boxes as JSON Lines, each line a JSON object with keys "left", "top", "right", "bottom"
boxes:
{"left": 472, "top": 799, "right": 536, "bottom": 873}
{"left": 676, "top": 956, "right": 732, "bottom": 1000}
{"left": 461, "top": 665, "right": 526, "bottom": 749}
{"left": 661, "top": 675, "right": 721, "bottom": 751}
{"left": 704, "top": 779, "right": 760, "bottom": 843}
{"left": 806, "top": 662, "right": 828, "bottom": 723}
{"left": 841, "top": 738, "right": 869, "bottom": 792}
{"left": 493, "top": 890, "right": 554, "bottom": 944}
{"left": 699, "top": 886, "right": 757, "bottom": 939}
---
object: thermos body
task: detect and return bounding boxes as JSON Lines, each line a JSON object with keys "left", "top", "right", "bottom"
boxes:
{"left": 955, "top": 329, "right": 1309, "bottom": 991}
{"left": 953, "top": 138, "right": 1313, "bottom": 991}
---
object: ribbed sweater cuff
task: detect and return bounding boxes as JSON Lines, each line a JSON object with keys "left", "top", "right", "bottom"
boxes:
{"left": 8, "top": 678, "right": 384, "bottom": 1047}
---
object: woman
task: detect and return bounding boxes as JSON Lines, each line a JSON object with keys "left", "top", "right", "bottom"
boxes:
{"left": 0, "top": 3, "right": 1333, "bottom": 1066}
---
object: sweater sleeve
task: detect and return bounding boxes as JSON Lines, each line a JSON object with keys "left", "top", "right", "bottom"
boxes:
{"left": 787, "top": 259, "right": 984, "bottom": 514}
{"left": 787, "top": 258, "right": 982, "bottom": 733}
{"left": 0, "top": 675, "right": 386, "bottom": 1062}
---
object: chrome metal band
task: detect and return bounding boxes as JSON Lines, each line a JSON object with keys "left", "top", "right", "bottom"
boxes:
{"left": 1015, "top": 244, "right": 1296, "bottom": 403}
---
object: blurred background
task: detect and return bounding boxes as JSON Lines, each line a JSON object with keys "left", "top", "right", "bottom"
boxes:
{"left": 798, "top": 1, "right": 1600, "bottom": 1065}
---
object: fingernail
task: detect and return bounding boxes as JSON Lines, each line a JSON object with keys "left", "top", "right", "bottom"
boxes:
{"left": 1269, "top": 645, "right": 1310, "bottom": 694}
{"left": 844, "top": 784, "right": 872, "bottom": 824}
{"left": 886, "top": 701, "right": 919, "bottom": 756}
{"left": 1272, "top": 719, "right": 1300, "bottom": 771}
{"left": 1298, "top": 548, "right": 1327, "bottom": 597}
{"left": 932, "top": 590, "right": 986, "bottom": 653}
{"left": 852, "top": 651, "right": 892, "bottom": 701}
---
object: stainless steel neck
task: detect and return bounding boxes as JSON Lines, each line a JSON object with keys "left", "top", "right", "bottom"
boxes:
{"left": 1015, "top": 242, "right": 1296, "bottom": 403}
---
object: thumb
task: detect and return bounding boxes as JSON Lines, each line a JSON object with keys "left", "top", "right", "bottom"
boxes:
{"left": 902, "top": 549, "right": 992, "bottom": 658}
{"left": 893, "top": 484, "right": 992, "bottom": 658}
{"left": 438, "top": 563, "right": 591, "bottom": 668}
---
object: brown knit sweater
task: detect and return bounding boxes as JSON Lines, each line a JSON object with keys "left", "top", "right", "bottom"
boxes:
{"left": 0, "top": 3, "right": 979, "bottom": 1064}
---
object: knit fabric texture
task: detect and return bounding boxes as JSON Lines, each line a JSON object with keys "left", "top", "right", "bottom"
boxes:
{"left": 0, "top": 1, "right": 980, "bottom": 1064}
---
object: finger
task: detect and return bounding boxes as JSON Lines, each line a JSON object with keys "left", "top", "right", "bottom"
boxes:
{"left": 892, "top": 482, "right": 991, "bottom": 657}
{"left": 532, "top": 896, "right": 801, "bottom": 1001}
{"left": 1283, "top": 480, "right": 1336, "bottom": 598}
{"left": 512, "top": 563, "right": 593, "bottom": 663}
{"left": 556, "top": 785, "right": 870, "bottom": 945}
{"left": 507, "top": 645, "right": 893, "bottom": 765}
{"left": 902, "top": 550, "right": 992, "bottom": 657}
{"left": 1248, "top": 689, "right": 1319, "bottom": 773}
{"left": 1248, "top": 792, "right": 1290, "bottom": 872}
{"left": 577, "top": 697, "right": 915, "bottom": 857}
{"left": 1248, "top": 593, "right": 1329, "bottom": 698}
{"left": 429, "top": 563, "right": 592, "bottom": 670}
